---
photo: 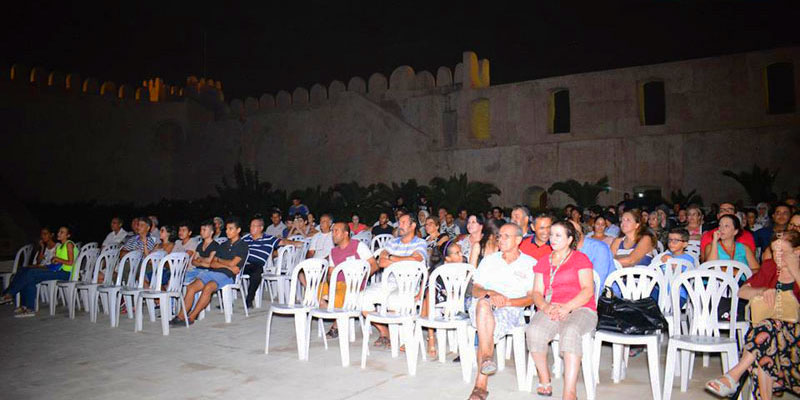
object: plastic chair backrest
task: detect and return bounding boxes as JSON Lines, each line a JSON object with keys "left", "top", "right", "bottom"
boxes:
{"left": 352, "top": 231, "right": 372, "bottom": 245}
{"left": 328, "top": 259, "right": 370, "bottom": 311}
{"left": 80, "top": 242, "right": 99, "bottom": 254}
{"left": 371, "top": 234, "right": 393, "bottom": 253}
{"left": 655, "top": 240, "right": 665, "bottom": 254}
{"left": 686, "top": 240, "right": 701, "bottom": 262}
{"left": 426, "top": 263, "right": 475, "bottom": 320}
{"left": 214, "top": 237, "right": 228, "bottom": 244}
{"left": 699, "top": 260, "right": 752, "bottom": 285}
{"left": 286, "top": 258, "right": 328, "bottom": 307}
{"left": 74, "top": 248, "right": 99, "bottom": 282}
{"left": 612, "top": 259, "right": 623, "bottom": 271}
{"left": 604, "top": 268, "right": 667, "bottom": 305}
{"left": 14, "top": 244, "right": 34, "bottom": 273}
{"left": 293, "top": 241, "right": 310, "bottom": 265}
{"left": 136, "top": 251, "right": 166, "bottom": 289}
{"left": 672, "top": 269, "right": 738, "bottom": 338}
{"left": 104, "top": 243, "right": 122, "bottom": 254}
{"left": 115, "top": 251, "right": 143, "bottom": 286}
{"left": 288, "top": 235, "right": 308, "bottom": 243}
{"left": 159, "top": 252, "right": 190, "bottom": 292}
{"left": 275, "top": 246, "right": 297, "bottom": 275}
{"left": 647, "top": 256, "right": 695, "bottom": 313}
{"left": 93, "top": 251, "right": 120, "bottom": 285}
{"left": 381, "top": 261, "right": 428, "bottom": 316}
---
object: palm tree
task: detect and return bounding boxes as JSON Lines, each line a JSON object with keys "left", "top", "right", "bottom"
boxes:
{"left": 372, "top": 179, "right": 431, "bottom": 211}
{"left": 667, "top": 189, "right": 703, "bottom": 207}
{"left": 332, "top": 181, "right": 379, "bottom": 222}
{"left": 428, "top": 174, "right": 500, "bottom": 213}
{"left": 547, "top": 176, "right": 610, "bottom": 208}
{"left": 215, "top": 162, "right": 277, "bottom": 219}
{"left": 722, "top": 164, "right": 779, "bottom": 204}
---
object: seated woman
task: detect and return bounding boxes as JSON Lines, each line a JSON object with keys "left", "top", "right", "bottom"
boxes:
{"left": 420, "top": 239, "right": 462, "bottom": 358}
{"left": 685, "top": 204, "right": 704, "bottom": 241}
{"left": 590, "top": 214, "right": 615, "bottom": 247}
{"left": 705, "top": 214, "right": 760, "bottom": 277}
{"left": 457, "top": 214, "right": 484, "bottom": 263}
{"left": 469, "top": 222, "right": 499, "bottom": 269}
{"left": 3, "top": 226, "right": 77, "bottom": 317}
{"left": 0, "top": 227, "right": 58, "bottom": 306}
{"left": 611, "top": 209, "right": 656, "bottom": 267}
{"left": 144, "top": 225, "right": 177, "bottom": 288}
{"left": 648, "top": 211, "right": 668, "bottom": 252}
{"left": 416, "top": 210, "right": 430, "bottom": 238}
{"left": 706, "top": 230, "right": 800, "bottom": 399}
{"left": 527, "top": 221, "right": 596, "bottom": 399}
{"left": 347, "top": 213, "right": 368, "bottom": 236}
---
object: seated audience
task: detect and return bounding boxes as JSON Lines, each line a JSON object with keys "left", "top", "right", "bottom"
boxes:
{"left": 212, "top": 217, "right": 225, "bottom": 239}
{"left": 318, "top": 222, "right": 377, "bottom": 339}
{"left": 685, "top": 204, "right": 704, "bottom": 241}
{"left": 455, "top": 208, "right": 468, "bottom": 235}
{"left": 120, "top": 217, "right": 157, "bottom": 257}
{"left": 364, "top": 214, "right": 427, "bottom": 348}
{"left": 4, "top": 226, "right": 77, "bottom": 317}
{"left": 442, "top": 212, "right": 461, "bottom": 238}
{"left": 265, "top": 211, "right": 286, "bottom": 238}
{"left": 510, "top": 205, "right": 533, "bottom": 239}
{"left": 755, "top": 202, "right": 771, "bottom": 230}
{"left": 590, "top": 214, "right": 615, "bottom": 247}
{"left": 567, "top": 220, "right": 615, "bottom": 296}
{"left": 706, "top": 231, "right": 800, "bottom": 399}
{"left": 153, "top": 226, "right": 176, "bottom": 253}
{"left": 416, "top": 210, "right": 430, "bottom": 237}
{"left": 286, "top": 214, "right": 312, "bottom": 238}
{"left": 306, "top": 212, "right": 319, "bottom": 236}
{"left": 288, "top": 197, "right": 309, "bottom": 217}
{"left": 676, "top": 207, "right": 688, "bottom": 226}
{"left": 307, "top": 214, "right": 334, "bottom": 260}
{"left": 654, "top": 228, "right": 694, "bottom": 306}
{"left": 184, "top": 220, "right": 218, "bottom": 284}
{"left": 519, "top": 213, "right": 553, "bottom": 261}
{"left": 172, "top": 222, "right": 199, "bottom": 257}
{"left": 648, "top": 211, "right": 668, "bottom": 251}
{"left": 371, "top": 212, "right": 394, "bottom": 236}
{"left": 705, "top": 214, "right": 760, "bottom": 276}
{"left": 700, "top": 202, "right": 755, "bottom": 261}
{"left": 467, "top": 223, "right": 535, "bottom": 400}
{"left": 457, "top": 214, "right": 485, "bottom": 264}
{"left": 421, "top": 240, "right": 466, "bottom": 357}
{"left": 174, "top": 218, "right": 249, "bottom": 325}
{"left": 756, "top": 203, "right": 792, "bottom": 260}
{"left": 611, "top": 209, "right": 656, "bottom": 267}
{"left": 101, "top": 217, "right": 127, "bottom": 249}
{"left": 348, "top": 212, "right": 368, "bottom": 236}
{"left": 0, "top": 227, "right": 58, "bottom": 306}
{"left": 528, "top": 221, "right": 596, "bottom": 399}
{"left": 468, "top": 220, "right": 499, "bottom": 269}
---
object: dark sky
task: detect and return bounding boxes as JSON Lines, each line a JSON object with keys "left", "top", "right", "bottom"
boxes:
{"left": 3, "top": 1, "right": 800, "bottom": 100}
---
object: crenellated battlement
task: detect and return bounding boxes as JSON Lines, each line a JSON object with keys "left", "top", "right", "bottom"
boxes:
{"left": 2, "top": 62, "right": 224, "bottom": 105}
{"left": 226, "top": 51, "right": 490, "bottom": 117}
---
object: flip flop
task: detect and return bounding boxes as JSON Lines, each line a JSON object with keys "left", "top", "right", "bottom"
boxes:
{"left": 536, "top": 383, "right": 553, "bottom": 397}
{"left": 480, "top": 359, "right": 497, "bottom": 376}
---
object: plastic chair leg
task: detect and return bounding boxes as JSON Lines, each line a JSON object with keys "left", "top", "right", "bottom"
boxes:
{"left": 222, "top": 288, "right": 233, "bottom": 323}
{"left": 337, "top": 316, "right": 350, "bottom": 366}
{"left": 293, "top": 312, "right": 307, "bottom": 360}
{"left": 265, "top": 310, "right": 273, "bottom": 354}
{"left": 496, "top": 338, "right": 507, "bottom": 371}
{"left": 662, "top": 341, "right": 677, "bottom": 400}
{"left": 581, "top": 334, "right": 596, "bottom": 400}
{"left": 388, "top": 324, "right": 400, "bottom": 358}
{"left": 513, "top": 329, "right": 527, "bottom": 391}
{"left": 456, "top": 325, "right": 473, "bottom": 383}
{"left": 361, "top": 316, "right": 371, "bottom": 368}
{"left": 645, "top": 338, "right": 662, "bottom": 400}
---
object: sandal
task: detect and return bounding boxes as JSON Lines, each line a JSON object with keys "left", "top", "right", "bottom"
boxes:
{"left": 467, "top": 386, "right": 488, "bottom": 400}
{"left": 326, "top": 327, "right": 339, "bottom": 339}
{"left": 536, "top": 383, "right": 553, "bottom": 397}
{"left": 373, "top": 336, "right": 389, "bottom": 348}
{"left": 705, "top": 373, "right": 739, "bottom": 397}
{"left": 479, "top": 359, "right": 497, "bottom": 376}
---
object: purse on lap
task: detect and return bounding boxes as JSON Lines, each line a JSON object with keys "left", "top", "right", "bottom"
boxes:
{"left": 748, "top": 289, "right": 800, "bottom": 324}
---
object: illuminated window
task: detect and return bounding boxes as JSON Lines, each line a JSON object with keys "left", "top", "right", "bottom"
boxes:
{"left": 639, "top": 81, "right": 665, "bottom": 125}
{"left": 550, "top": 89, "right": 570, "bottom": 134}
{"left": 765, "top": 62, "right": 795, "bottom": 114}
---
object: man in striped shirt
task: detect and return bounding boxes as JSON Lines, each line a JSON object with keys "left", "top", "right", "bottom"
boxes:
{"left": 363, "top": 214, "right": 427, "bottom": 348}
{"left": 242, "top": 216, "right": 300, "bottom": 308}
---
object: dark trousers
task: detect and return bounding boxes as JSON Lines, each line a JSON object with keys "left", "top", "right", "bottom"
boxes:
{"left": 244, "top": 263, "right": 264, "bottom": 304}
{"left": 5, "top": 267, "right": 69, "bottom": 309}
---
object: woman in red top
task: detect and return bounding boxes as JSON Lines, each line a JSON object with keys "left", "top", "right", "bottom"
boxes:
{"left": 706, "top": 230, "right": 800, "bottom": 399}
{"left": 526, "top": 220, "right": 596, "bottom": 399}
{"left": 348, "top": 212, "right": 368, "bottom": 236}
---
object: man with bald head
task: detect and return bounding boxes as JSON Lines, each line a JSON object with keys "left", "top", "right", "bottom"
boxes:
{"left": 467, "top": 223, "right": 536, "bottom": 399}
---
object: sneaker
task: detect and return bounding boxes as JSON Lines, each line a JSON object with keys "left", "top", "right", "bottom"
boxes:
{"left": 13, "top": 307, "right": 25, "bottom": 314}
{"left": 14, "top": 310, "right": 35, "bottom": 318}
{"left": 0, "top": 297, "right": 13, "bottom": 305}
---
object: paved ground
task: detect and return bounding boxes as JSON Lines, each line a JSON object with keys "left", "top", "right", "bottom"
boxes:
{"left": 0, "top": 300, "right": 730, "bottom": 400}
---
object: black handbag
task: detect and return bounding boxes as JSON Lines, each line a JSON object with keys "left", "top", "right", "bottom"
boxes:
{"left": 596, "top": 288, "right": 669, "bottom": 335}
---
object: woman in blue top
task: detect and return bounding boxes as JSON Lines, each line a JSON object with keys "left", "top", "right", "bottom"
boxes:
{"left": 611, "top": 209, "right": 656, "bottom": 267}
{"left": 706, "top": 214, "right": 760, "bottom": 275}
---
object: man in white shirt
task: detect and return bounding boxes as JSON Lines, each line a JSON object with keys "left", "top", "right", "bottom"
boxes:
{"left": 468, "top": 223, "right": 536, "bottom": 399}
{"left": 101, "top": 217, "right": 127, "bottom": 249}
{"left": 265, "top": 210, "right": 287, "bottom": 238}
{"left": 307, "top": 214, "right": 334, "bottom": 259}
{"left": 172, "top": 222, "right": 199, "bottom": 257}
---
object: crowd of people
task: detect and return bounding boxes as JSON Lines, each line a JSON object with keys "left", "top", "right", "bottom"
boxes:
{"left": 2, "top": 192, "right": 799, "bottom": 400}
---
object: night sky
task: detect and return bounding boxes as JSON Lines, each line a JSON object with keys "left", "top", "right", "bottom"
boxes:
{"left": 3, "top": 1, "right": 800, "bottom": 100}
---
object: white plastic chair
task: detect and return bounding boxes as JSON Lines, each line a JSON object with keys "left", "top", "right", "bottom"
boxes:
{"left": 94, "top": 250, "right": 142, "bottom": 326}
{"left": 265, "top": 258, "right": 329, "bottom": 360}
{"left": 307, "top": 259, "right": 370, "bottom": 366}
{"left": 352, "top": 231, "right": 372, "bottom": 245}
{"left": 135, "top": 252, "right": 191, "bottom": 335}
{"left": 648, "top": 255, "right": 695, "bottom": 336}
{"left": 80, "top": 242, "right": 99, "bottom": 254}
{"left": 1, "top": 244, "right": 33, "bottom": 290}
{"left": 526, "top": 270, "right": 601, "bottom": 400}
{"left": 102, "top": 243, "right": 122, "bottom": 254}
{"left": 263, "top": 245, "right": 297, "bottom": 304}
{"left": 613, "top": 259, "right": 623, "bottom": 271}
{"left": 361, "top": 261, "right": 428, "bottom": 376}
{"left": 118, "top": 251, "right": 166, "bottom": 326}
{"left": 592, "top": 268, "right": 668, "bottom": 400}
{"left": 73, "top": 250, "right": 119, "bottom": 320}
{"left": 412, "top": 263, "right": 476, "bottom": 382}
{"left": 685, "top": 240, "right": 701, "bottom": 264}
{"left": 698, "top": 260, "right": 752, "bottom": 358}
{"left": 217, "top": 253, "right": 250, "bottom": 323}
{"left": 370, "top": 234, "right": 393, "bottom": 253}
{"left": 49, "top": 248, "right": 98, "bottom": 317}
{"left": 662, "top": 269, "right": 739, "bottom": 400}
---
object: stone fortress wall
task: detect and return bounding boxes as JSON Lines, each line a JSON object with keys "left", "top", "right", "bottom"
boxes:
{"left": 1, "top": 47, "right": 798, "bottom": 209}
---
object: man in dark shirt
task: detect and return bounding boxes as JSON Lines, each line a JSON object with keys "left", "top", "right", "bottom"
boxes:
{"left": 371, "top": 212, "right": 394, "bottom": 236}
{"left": 174, "top": 218, "right": 249, "bottom": 325}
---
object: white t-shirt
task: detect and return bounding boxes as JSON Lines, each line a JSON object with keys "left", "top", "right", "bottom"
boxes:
{"left": 172, "top": 237, "right": 199, "bottom": 255}
{"left": 102, "top": 229, "right": 128, "bottom": 248}
{"left": 473, "top": 251, "right": 536, "bottom": 299}
{"left": 309, "top": 231, "right": 335, "bottom": 259}
{"left": 266, "top": 222, "right": 287, "bottom": 238}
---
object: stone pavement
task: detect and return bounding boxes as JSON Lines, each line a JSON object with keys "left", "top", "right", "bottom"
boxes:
{"left": 0, "top": 301, "right": 728, "bottom": 400}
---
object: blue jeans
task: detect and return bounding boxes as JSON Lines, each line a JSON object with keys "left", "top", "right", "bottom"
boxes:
{"left": 5, "top": 268, "right": 69, "bottom": 309}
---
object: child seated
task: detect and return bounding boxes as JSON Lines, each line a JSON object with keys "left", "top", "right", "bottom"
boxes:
{"left": 654, "top": 228, "right": 694, "bottom": 306}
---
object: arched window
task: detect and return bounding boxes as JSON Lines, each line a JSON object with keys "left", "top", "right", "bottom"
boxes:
{"left": 765, "top": 62, "right": 795, "bottom": 114}
{"left": 639, "top": 81, "right": 665, "bottom": 125}
{"left": 550, "top": 89, "right": 570, "bottom": 134}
